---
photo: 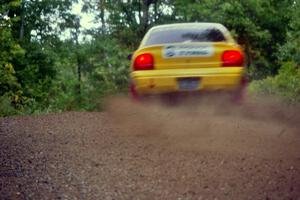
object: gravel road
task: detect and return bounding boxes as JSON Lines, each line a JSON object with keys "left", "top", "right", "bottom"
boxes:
{"left": 0, "top": 96, "right": 300, "bottom": 200}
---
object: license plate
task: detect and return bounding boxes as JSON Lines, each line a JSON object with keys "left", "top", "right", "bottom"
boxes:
{"left": 178, "top": 78, "right": 200, "bottom": 90}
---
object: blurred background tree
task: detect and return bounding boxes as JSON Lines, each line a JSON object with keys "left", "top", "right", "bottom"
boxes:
{"left": 1, "top": 0, "right": 299, "bottom": 116}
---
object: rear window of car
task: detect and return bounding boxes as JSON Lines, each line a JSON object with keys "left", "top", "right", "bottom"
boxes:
{"left": 144, "top": 28, "right": 226, "bottom": 46}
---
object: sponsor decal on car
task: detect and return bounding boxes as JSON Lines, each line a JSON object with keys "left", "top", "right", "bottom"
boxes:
{"left": 163, "top": 45, "right": 214, "bottom": 58}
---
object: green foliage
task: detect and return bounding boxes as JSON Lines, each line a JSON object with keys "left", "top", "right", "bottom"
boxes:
{"left": 173, "top": 0, "right": 293, "bottom": 79}
{"left": 0, "top": 94, "right": 18, "bottom": 117}
{"left": 0, "top": 0, "right": 26, "bottom": 116}
{"left": 278, "top": 1, "right": 300, "bottom": 66}
{"left": 250, "top": 1, "right": 300, "bottom": 102}
{"left": 1, "top": 0, "right": 300, "bottom": 117}
{"left": 74, "top": 36, "right": 130, "bottom": 110}
{"left": 249, "top": 62, "right": 300, "bottom": 102}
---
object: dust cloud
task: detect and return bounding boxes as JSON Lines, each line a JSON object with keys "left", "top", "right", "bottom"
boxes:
{"left": 106, "top": 94, "right": 300, "bottom": 158}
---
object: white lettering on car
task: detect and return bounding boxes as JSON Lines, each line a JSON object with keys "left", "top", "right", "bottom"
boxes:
{"left": 163, "top": 45, "right": 214, "bottom": 58}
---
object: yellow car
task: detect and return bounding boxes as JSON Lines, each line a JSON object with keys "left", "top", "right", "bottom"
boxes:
{"left": 129, "top": 23, "right": 247, "bottom": 100}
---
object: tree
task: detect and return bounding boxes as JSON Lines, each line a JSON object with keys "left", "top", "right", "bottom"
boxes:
{"left": 8, "top": 0, "right": 77, "bottom": 106}
{"left": 84, "top": 0, "right": 172, "bottom": 48}
{"left": 0, "top": 1, "right": 26, "bottom": 115}
{"left": 172, "top": 0, "right": 293, "bottom": 79}
{"left": 279, "top": 0, "right": 300, "bottom": 66}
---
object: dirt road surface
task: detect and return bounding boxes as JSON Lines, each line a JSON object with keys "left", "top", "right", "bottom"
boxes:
{"left": 0, "top": 96, "right": 300, "bottom": 200}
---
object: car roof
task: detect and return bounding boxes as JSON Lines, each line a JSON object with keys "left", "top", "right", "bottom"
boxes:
{"left": 150, "top": 23, "right": 228, "bottom": 32}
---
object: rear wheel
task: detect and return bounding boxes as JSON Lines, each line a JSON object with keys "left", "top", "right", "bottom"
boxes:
{"left": 129, "top": 83, "right": 140, "bottom": 101}
{"left": 232, "top": 76, "right": 248, "bottom": 104}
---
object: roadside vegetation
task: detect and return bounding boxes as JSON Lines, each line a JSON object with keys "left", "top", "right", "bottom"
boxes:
{"left": 1, "top": 0, "right": 300, "bottom": 117}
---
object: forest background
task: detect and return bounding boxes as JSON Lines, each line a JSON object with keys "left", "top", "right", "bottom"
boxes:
{"left": 1, "top": 0, "right": 300, "bottom": 116}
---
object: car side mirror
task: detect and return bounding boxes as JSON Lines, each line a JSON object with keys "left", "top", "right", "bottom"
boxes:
{"left": 127, "top": 53, "right": 133, "bottom": 61}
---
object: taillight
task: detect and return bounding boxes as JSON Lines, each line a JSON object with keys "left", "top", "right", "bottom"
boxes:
{"left": 222, "top": 50, "right": 244, "bottom": 67}
{"left": 133, "top": 53, "right": 154, "bottom": 70}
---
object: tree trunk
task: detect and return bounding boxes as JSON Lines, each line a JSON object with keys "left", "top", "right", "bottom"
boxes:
{"left": 100, "top": 0, "right": 105, "bottom": 34}
{"left": 244, "top": 35, "right": 251, "bottom": 68}
{"left": 141, "top": 0, "right": 153, "bottom": 33}
{"left": 138, "top": 0, "right": 142, "bottom": 22}
{"left": 74, "top": 17, "right": 81, "bottom": 101}
{"left": 154, "top": 0, "right": 158, "bottom": 23}
{"left": 77, "top": 55, "right": 81, "bottom": 97}
{"left": 19, "top": 0, "right": 25, "bottom": 40}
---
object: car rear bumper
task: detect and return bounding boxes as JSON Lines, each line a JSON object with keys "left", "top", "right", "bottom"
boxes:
{"left": 130, "top": 67, "right": 245, "bottom": 94}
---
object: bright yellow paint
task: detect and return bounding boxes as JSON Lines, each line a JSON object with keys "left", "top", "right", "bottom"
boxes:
{"left": 130, "top": 23, "right": 246, "bottom": 95}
